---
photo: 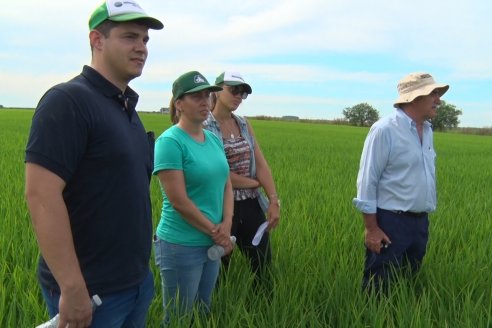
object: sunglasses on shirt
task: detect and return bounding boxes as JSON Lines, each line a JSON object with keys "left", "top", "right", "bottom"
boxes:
{"left": 227, "top": 85, "right": 249, "bottom": 100}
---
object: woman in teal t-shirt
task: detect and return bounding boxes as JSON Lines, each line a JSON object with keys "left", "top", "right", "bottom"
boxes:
{"left": 153, "top": 71, "right": 234, "bottom": 324}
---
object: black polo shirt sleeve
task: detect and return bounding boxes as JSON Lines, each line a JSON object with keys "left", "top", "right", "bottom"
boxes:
{"left": 26, "top": 86, "right": 88, "bottom": 183}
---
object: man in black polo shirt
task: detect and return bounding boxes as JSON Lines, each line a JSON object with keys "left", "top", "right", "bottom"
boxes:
{"left": 25, "top": 1, "right": 163, "bottom": 327}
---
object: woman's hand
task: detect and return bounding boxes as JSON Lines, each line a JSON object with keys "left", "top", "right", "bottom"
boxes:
{"left": 211, "top": 223, "right": 231, "bottom": 246}
{"left": 223, "top": 237, "right": 235, "bottom": 256}
{"left": 267, "top": 199, "right": 280, "bottom": 231}
{"left": 211, "top": 223, "right": 235, "bottom": 255}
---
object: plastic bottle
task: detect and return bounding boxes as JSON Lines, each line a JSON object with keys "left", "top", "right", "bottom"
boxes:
{"left": 36, "top": 294, "right": 102, "bottom": 328}
{"left": 207, "top": 236, "right": 236, "bottom": 260}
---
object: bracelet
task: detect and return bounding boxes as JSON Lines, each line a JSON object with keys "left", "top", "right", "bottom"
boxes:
{"left": 210, "top": 224, "right": 219, "bottom": 235}
{"left": 270, "top": 198, "right": 281, "bottom": 207}
{"left": 269, "top": 193, "right": 278, "bottom": 199}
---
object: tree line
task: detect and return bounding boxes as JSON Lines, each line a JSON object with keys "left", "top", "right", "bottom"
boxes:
{"left": 342, "top": 101, "right": 463, "bottom": 131}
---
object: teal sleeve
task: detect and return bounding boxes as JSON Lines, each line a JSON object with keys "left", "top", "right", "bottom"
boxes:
{"left": 153, "top": 136, "right": 183, "bottom": 175}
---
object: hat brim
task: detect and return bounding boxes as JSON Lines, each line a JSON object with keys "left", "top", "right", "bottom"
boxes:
{"left": 223, "top": 81, "right": 252, "bottom": 94}
{"left": 394, "top": 84, "right": 449, "bottom": 108}
{"left": 183, "top": 85, "right": 223, "bottom": 96}
{"left": 110, "top": 13, "right": 164, "bottom": 30}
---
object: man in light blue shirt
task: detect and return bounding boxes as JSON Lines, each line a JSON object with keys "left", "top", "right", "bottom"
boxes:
{"left": 353, "top": 72, "right": 449, "bottom": 292}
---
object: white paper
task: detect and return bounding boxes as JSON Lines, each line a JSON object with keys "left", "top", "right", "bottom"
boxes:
{"left": 252, "top": 222, "right": 269, "bottom": 246}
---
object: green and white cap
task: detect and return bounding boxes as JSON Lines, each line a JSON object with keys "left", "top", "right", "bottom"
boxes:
{"left": 172, "top": 71, "right": 223, "bottom": 100}
{"left": 89, "top": 0, "right": 164, "bottom": 30}
{"left": 215, "top": 71, "right": 252, "bottom": 94}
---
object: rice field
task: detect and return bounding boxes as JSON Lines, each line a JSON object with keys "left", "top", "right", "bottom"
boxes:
{"left": 1, "top": 109, "right": 491, "bottom": 327}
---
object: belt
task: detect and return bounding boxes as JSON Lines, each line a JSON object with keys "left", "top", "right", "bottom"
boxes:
{"left": 389, "top": 210, "right": 427, "bottom": 218}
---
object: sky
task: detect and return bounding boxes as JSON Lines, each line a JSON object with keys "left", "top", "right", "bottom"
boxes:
{"left": 1, "top": 0, "right": 491, "bottom": 127}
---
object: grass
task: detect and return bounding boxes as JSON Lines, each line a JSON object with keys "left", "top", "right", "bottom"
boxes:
{"left": 1, "top": 109, "right": 491, "bottom": 327}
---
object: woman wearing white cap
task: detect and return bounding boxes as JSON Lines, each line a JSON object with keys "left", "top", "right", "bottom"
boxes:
{"left": 204, "top": 71, "right": 280, "bottom": 285}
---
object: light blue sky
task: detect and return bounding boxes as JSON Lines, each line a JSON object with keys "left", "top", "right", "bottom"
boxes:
{"left": 1, "top": 0, "right": 491, "bottom": 127}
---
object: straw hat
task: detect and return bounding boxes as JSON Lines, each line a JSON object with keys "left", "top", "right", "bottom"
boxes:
{"left": 394, "top": 72, "right": 449, "bottom": 108}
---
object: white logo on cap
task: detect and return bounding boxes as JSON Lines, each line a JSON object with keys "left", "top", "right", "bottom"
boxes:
{"left": 108, "top": 0, "right": 144, "bottom": 16}
{"left": 231, "top": 74, "right": 244, "bottom": 82}
{"left": 194, "top": 75, "right": 205, "bottom": 84}
{"left": 224, "top": 71, "right": 245, "bottom": 83}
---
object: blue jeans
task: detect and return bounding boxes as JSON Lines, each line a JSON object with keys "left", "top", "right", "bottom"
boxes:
{"left": 153, "top": 237, "right": 220, "bottom": 323}
{"left": 363, "top": 208, "right": 429, "bottom": 292}
{"left": 40, "top": 269, "right": 154, "bottom": 328}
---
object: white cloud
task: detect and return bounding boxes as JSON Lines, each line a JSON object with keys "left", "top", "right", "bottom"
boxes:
{"left": 0, "top": 70, "right": 78, "bottom": 107}
{"left": 0, "top": 0, "right": 491, "bottom": 126}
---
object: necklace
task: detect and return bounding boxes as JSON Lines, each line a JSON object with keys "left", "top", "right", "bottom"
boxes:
{"left": 219, "top": 118, "right": 237, "bottom": 139}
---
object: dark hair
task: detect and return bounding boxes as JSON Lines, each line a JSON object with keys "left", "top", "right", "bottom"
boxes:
{"left": 90, "top": 20, "right": 119, "bottom": 52}
{"left": 94, "top": 20, "right": 119, "bottom": 37}
{"left": 169, "top": 97, "right": 180, "bottom": 124}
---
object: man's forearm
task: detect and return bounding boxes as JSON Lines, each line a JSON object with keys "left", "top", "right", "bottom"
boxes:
{"left": 28, "top": 193, "right": 86, "bottom": 291}
{"left": 362, "top": 213, "right": 378, "bottom": 231}
{"left": 25, "top": 164, "right": 86, "bottom": 292}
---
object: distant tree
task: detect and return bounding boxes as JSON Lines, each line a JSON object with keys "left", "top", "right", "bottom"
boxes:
{"left": 430, "top": 101, "right": 462, "bottom": 131}
{"left": 342, "top": 103, "right": 380, "bottom": 127}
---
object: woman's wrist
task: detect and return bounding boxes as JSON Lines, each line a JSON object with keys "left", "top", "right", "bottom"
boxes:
{"left": 269, "top": 194, "right": 280, "bottom": 207}
{"left": 208, "top": 224, "right": 219, "bottom": 236}
{"left": 222, "top": 216, "right": 232, "bottom": 225}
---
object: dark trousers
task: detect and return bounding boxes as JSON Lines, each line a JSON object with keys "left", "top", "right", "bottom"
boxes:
{"left": 362, "top": 208, "right": 429, "bottom": 292}
{"left": 223, "top": 198, "right": 272, "bottom": 280}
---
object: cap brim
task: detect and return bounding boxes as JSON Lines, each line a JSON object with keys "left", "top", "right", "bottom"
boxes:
{"left": 110, "top": 13, "right": 164, "bottom": 30}
{"left": 184, "top": 85, "right": 223, "bottom": 95}
{"left": 223, "top": 81, "right": 252, "bottom": 94}
{"left": 394, "top": 83, "right": 449, "bottom": 108}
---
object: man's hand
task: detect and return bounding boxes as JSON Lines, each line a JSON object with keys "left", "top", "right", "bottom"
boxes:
{"left": 58, "top": 288, "right": 93, "bottom": 328}
{"left": 365, "top": 226, "right": 391, "bottom": 254}
{"left": 362, "top": 213, "right": 391, "bottom": 254}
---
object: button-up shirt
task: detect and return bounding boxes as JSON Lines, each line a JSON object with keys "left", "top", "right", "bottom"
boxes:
{"left": 353, "top": 109, "right": 437, "bottom": 214}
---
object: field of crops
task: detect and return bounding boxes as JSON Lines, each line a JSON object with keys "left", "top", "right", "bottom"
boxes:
{"left": 1, "top": 109, "right": 491, "bottom": 327}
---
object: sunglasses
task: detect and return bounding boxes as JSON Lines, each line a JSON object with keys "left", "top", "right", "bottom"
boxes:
{"left": 227, "top": 86, "right": 249, "bottom": 100}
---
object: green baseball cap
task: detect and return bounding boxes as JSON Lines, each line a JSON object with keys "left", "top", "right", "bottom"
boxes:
{"left": 172, "top": 71, "right": 223, "bottom": 100}
{"left": 215, "top": 71, "right": 252, "bottom": 94}
{"left": 89, "top": 0, "right": 164, "bottom": 31}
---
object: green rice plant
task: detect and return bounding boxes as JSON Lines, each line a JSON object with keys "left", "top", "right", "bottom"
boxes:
{"left": 1, "top": 110, "right": 491, "bottom": 327}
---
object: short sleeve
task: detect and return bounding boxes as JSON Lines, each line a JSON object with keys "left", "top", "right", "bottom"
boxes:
{"left": 25, "top": 87, "right": 88, "bottom": 182}
{"left": 153, "top": 135, "right": 184, "bottom": 175}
